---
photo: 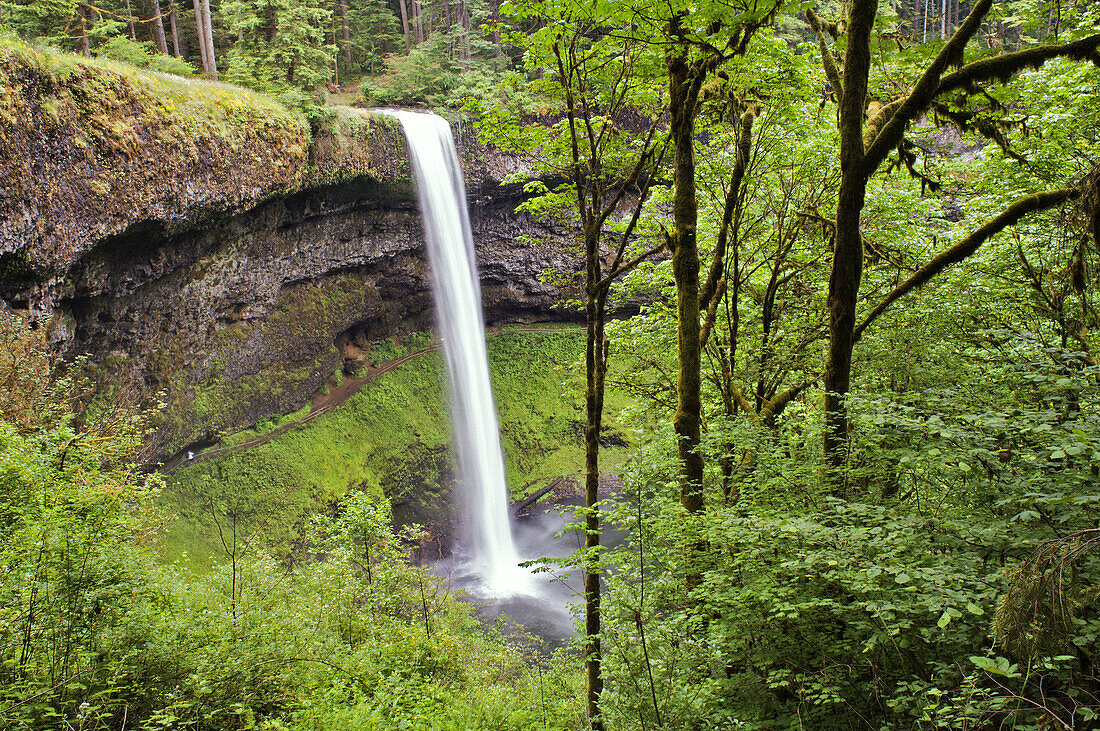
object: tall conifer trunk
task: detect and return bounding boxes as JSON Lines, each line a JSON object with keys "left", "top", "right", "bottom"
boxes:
{"left": 169, "top": 0, "right": 184, "bottom": 57}
{"left": 77, "top": 4, "right": 91, "bottom": 56}
{"left": 200, "top": 0, "right": 217, "bottom": 79}
{"left": 151, "top": 0, "right": 169, "bottom": 54}
{"left": 125, "top": 0, "right": 137, "bottom": 40}
{"left": 398, "top": 0, "right": 411, "bottom": 50}
{"left": 339, "top": 0, "right": 352, "bottom": 64}
{"left": 192, "top": 0, "right": 211, "bottom": 73}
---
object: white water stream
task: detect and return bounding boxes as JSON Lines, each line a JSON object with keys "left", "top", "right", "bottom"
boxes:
{"left": 386, "top": 110, "right": 532, "bottom": 598}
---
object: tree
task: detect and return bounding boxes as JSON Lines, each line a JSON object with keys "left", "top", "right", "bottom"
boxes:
{"left": 807, "top": 0, "right": 1100, "bottom": 476}
{"left": 486, "top": 2, "right": 668, "bottom": 723}
{"left": 224, "top": 0, "right": 335, "bottom": 92}
{"left": 660, "top": 1, "right": 780, "bottom": 599}
{"left": 345, "top": 0, "right": 403, "bottom": 75}
{"left": 168, "top": 0, "right": 184, "bottom": 56}
{"left": 192, "top": 0, "right": 214, "bottom": 76}
{"left": 149, "top": 0, "right": 169, "bottom": 54}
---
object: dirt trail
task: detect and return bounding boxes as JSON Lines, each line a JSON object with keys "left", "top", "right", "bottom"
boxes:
{"left": 161, "top": 326, "right": 576, "bottom": 473}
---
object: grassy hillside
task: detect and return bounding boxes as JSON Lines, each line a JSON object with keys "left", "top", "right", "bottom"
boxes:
{"left": 160, "top": 327, "right": 631, "bottom": 569}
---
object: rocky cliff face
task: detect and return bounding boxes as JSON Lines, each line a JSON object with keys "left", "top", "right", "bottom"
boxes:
{"left": 0, "top": 41, "right": 578, "bottom": 460}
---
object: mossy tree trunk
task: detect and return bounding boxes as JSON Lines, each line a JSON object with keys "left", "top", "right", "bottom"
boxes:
{"left": 663, "top": 7, "right": 774, "bottom": 526}
{"left": 582, "top": 241, "right": 609, "bottom": 729}
{"left": 667, "top": 32, "right": 706, "bottom": 517}
{"left": 821, "top": 0, "right": 875, "bottom": 478}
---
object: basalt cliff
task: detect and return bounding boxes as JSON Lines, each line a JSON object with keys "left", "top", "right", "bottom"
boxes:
{"left": 0, "top": 40, "right": 577, "bottom": 461}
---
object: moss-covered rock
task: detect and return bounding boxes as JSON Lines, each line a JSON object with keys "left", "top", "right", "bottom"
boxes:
{"left": 0, "top": 39, "right": 579, "bottom": 462}
{"left": 0, "top": 39, "right": 419, "bottom": 291}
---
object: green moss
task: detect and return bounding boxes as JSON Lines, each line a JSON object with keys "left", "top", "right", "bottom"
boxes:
{"left": 160, "top": 329, "right": 632, "bottom": 568}
{"left": 305, "top": 105, "right": 412, "bottom": 188}
{"left": 158, "top": 357, "right": 322, "bottom": 454}
{"left": 0, "top": 37, "right": 413, "bottom": 269}
{"left": 221, "top": 403, "right": 312, "bottom": 448}
{"left": 153, "top": 276, "right": 389, "bottom": 455}
{"left": 0, "top": 36, "right": 309, "bottom": 156}
{"left": 489, "top": 329, "right": 633, "bottom": 493}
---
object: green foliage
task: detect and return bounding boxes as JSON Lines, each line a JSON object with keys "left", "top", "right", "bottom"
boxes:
{"left": 342, "top": 0, "right": 403, "bottom": 75}
{"left": 363, "top": 33, "right": 478, "bottom": 106}
{"left": 224, "top": 0, "right": 336, "bottom": 93}
{"left": 0, "top": 0, "right": 78, "bottom": 46}
{"left": 0, "top": 314, "right": 582, "bottom": 729}
{"left": 595, "top": 322, "right": 1100, "bottom": 728}
{"left": 0, "top": 314, "right": 163, "bottom": 728}
{"left": 98, "top": 35, "right": 194, "bottom": 76}
{"left": 360, "top": 0, "right": 512, "bottom": 110}
{"left": 163, "top": 329, "right": 612, "bottom": 565}
{"left": 5, "top": 0, "right": 1100, "bottom": 725}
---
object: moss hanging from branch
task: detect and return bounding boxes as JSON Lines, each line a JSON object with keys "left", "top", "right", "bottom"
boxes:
{"left": 860, "top": 0, "right": 996, "bottom": 173}
{"left": 930, "top": 99, "right": 1029, "bottom": 162}
{"left": 936, "top": 34, "right": 1100, "bottom": 96}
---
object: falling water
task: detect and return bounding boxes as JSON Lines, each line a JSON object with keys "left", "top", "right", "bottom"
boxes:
{"left": 386, "top": 110, "right": 532, "bottom": 598}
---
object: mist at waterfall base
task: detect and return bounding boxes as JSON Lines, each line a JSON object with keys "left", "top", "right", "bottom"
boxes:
{"left": 387, "top": 109, "right": 577, "bottom": 638}
{"left": 436, "top": 503, "right": 589, "bottom": 644}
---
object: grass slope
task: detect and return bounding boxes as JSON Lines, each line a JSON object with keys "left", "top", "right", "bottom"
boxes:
{"left": 160, "top": 327, "right": 630, "bottom": 569}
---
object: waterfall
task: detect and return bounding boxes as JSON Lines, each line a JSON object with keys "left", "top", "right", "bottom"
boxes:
{"left": 386, "top": 110, "right": 532, "bottom": 598}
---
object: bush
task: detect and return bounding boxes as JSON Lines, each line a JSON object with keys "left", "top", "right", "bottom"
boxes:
{"left": 98, "top": 35, "right": 194, "bottom": 76}
{"left": 598, "top": 337, "right": 1100, "bottom": 729}
{"left": 0, "top": 313, "right": 584, "bottom": 729}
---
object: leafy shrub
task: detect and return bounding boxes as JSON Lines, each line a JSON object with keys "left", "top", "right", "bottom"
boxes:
{"left": 98, "top": 35, "right": 194, "bottom": 76}
{"left": 0, "top": 313, "right": 583, "bottom": 729}
{"left": 599, "top": 334, "right": 1100, "bottom": 729}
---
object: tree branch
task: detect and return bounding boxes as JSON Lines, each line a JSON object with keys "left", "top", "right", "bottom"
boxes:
{"left": 807, "top": 9, "right": 844, "bottom": 99}
{"left": 863, "top": 0, "right": 995, "bottom": 172}
{"left": 700, "top": 110, "right": 754, "bottom": 314}
{"left": 761, "top": 376, "right": 821, "bottom": 426}
{"left": 853, "top": 187, "right": 1077, "bottom": 342}
{"left": 553, "top": 42, "right": 591, "bottom": 229}
{"left": 936, "top": 33, "right": 1100, "bottom": 99}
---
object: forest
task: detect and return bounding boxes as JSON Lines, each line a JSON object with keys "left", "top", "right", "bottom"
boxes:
{"left": 2, "top": 0, "right": 1100, "bottom": 726}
